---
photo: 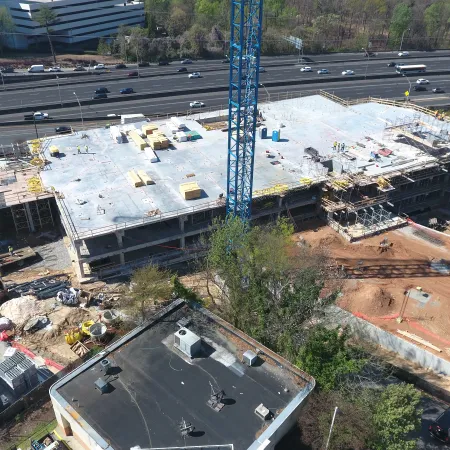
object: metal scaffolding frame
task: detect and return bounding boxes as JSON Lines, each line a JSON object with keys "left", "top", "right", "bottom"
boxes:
{"left": 354, "top": 205, "right": 392, "bottom": 230}
{"left": 9, "top": 199, "right": 54, "bottom": 233}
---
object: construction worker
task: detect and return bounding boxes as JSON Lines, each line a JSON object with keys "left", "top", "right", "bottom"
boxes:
{"left": 8, "top": 246, "right": 13, "bottom": 257}
{"left": 85, "top": 145, "right": 88, "bottom": 153}
{"left": 341, "top": 142, "right": 345, "bottom": 151}
{"left": 77, "top": 145, "right": 81, "bottom": 154}
{"left": 333, "top": 141, "right": 337, "bottom": 150}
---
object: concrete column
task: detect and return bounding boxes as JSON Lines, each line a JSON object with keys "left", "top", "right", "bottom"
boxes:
{"left": 179, "top": 215, "right": 187, "bottom": 232}
{"left": 119, "top": 252, "right": 125, "bottom": 265}
{"left": 180, "top": 236, "right": 185, "bottom": 248}
{"left": 74, "top": 241, "right": 85, "bottom": 278}
{"left": 115, "top": 230, "right": 125, "bottom": 248}
{"left": 24, "top": 202, "right": 35, "bottom": 232}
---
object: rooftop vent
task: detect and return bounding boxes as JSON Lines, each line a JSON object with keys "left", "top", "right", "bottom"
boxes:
{"left": 100, "top": 359, "right": 112, "bottom": 374}
{"left": 255, "top": 403, "right": 271, "bottom": 420}
{"left": 243, "top": 350, "right": 258, "bottom": 366}
{"left": 174, "top": 327, "right": 201, "bottom": 358}
{"left": 94, "top": 377, "right": 110, "bottom": 394}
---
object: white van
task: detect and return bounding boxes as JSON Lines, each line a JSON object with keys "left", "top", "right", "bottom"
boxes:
{"left": 28, "top": 65, "right": 45, "bottom": 73}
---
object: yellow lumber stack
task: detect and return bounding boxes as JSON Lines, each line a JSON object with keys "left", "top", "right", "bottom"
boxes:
{"left": 128, "top": 130, "right": 147, "bottom": 150}
{"left": 148, "top": 131, "right": 170, "bottom": 150}
{"left": 137, "top": 170, "right": 154, "bottom": 185}
{"left": 128, "top": 170, "right": 144, "bottom": 187}
{"left": 148, "top": 136, "right": 161, "bottom": 150}
{"left": 179, "top": 181, "right": 201, "bottom": 200}
{"left": 142, "top": 123, "right": 158, "bottom": 136}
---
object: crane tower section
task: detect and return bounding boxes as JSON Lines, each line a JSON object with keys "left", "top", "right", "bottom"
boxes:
{"left": 226, "top": 0, "right": 263, "bottom": 220}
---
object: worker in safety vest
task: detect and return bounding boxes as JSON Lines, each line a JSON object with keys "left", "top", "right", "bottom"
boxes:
{"left": 77, "top": 146, "right": 81, "bottom": 154}
{"left": 85, "top": 145, "right": 88, "bottom": 153}
{"left": 8, "top": 246, "right": 13, "bottom": 256}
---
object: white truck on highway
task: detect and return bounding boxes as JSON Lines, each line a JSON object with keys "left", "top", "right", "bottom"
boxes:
{"left": 28, "top": 65, "right": 45, "bottom": 73}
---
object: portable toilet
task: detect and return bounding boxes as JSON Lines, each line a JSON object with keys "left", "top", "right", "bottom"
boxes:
{"left": 272, "top": 130, "right": 279, "bottom": 142}
{"left": 259, "top": 127, "right": 267, "bottom": 139}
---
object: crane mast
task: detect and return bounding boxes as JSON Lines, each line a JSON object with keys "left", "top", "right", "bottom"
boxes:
{"left": 226, "top": 0, "right": 263, "bottom": 220}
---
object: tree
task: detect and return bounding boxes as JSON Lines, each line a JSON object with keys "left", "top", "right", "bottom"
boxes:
{"left": 119, "top": 265, "right": 173, "bottom": 324}
{"left": 34, "top": 5, "right": 58, "bottom": 65}
{"left": 0, "top": 6, "right": 14, "bottom": 55}
{"left": 166, "top": 6, "right": 191, "bottom": 37}
{"left": 424, "top": 1, "right": 450, "bottom": 47}
{"left": 296, "top": 326, "right": 366, "bottom": 391}
{"left": 389, "top": 3, "right": 412, "bottom": 47}
{"left": 97, "top": 37, "right": 110, "bottom": 56}
{"left": 206, "top": 216, "right": 340, "bottom": 358}
{"left": 371, "top": 383, "right": 422, "bottom": 450}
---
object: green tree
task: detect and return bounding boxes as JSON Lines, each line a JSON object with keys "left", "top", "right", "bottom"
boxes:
{"left": 33, "top": 5, "right": 58, "bottom": 64}
{"left": 206, "top": 216, "right": 338, "bottom": 358}
{"left": 0, "top": 6, "right": 14, "bottom": 55}
{"left": 371, "top": 383, "right": 422, "bottom": 450}
{"left": 424, "top": 1, "right": 450, "bottom": 46}
{"left": 296, "top": 326, "right": 365, "bottom": 391}
{"left": 119, "top": 265, "right": 173, "bottom": 323}
{"left": 389, "top": 3, "right": 412, "bottom": 47}
{"left": 97, "top": 37, "right": 110, "bottom": 56}
{"left": 166, "top": 6, "right": 191, "bottom": 37}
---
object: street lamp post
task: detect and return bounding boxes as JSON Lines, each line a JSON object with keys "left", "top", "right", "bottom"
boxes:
{"left": 259, "top": 83, "right": 270, "bottom": 103}
{"left": 56, "top": 75, "right": 62, "bottom": 106}
{"left": 73, "top": 92, "right": 84, "bottom": 129}
{"left": 362, "top": 47, "right": 370, "bottom": 79}
{"left": 325, "top": 407, "right": 339, "bottom": 450}
{"left": 399, "top": 28, "right": 411, "bottom": 52}
{"left": 403, "top": 74, "right": 412, "bottom": 102}
{"left": 32, "top": 112, "right": 39, "bottom": 140}
{"left": 0, "top": 71, "right": 5, "bottom": 91}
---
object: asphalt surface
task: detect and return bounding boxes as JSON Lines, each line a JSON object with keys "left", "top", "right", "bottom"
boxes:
{"left": 2, "top": 52, "right": 450, "bottom": 109}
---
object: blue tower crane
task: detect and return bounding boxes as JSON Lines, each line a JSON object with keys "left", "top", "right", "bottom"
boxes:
{"left": 226, "top": 0, "right": 264, "bottom": 220}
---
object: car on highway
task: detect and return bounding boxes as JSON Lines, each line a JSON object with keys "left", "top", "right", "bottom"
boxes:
{"left": 416, "top": 79, "right": 429, "bottom": 84}
{"left": 24, "top": 112, "right": 49, "bottom": 120}
{"left": 413, "top": 85, "right": 427, "bottom": 91}
{"left": 387, "top": 62, "right": 397, "bottom": 67}
{"left": 189, "top": 72, "right": 202, "bottom": 78}
{"left": 120, "top": 87, "right": 134, "bottom": 94}
{"left": 317, "top": 69, "right": 329, "bottom": 74}
{"left": 190, "top": 101, "right": 205, "bottom": 108}
{"left": 115, "top": 63, "right": 127, "bottom": 69}
{"left": 94, "top": 64, "right": 105, "bottom": 70}
{"left": 433, "top": 87, "right": 445, "bottom": 93}
{"left": 398, "top": 51, "right": 410, "bottom": 57}
{"left": 95, "top": 87, "right": 109, "bottom": 93}
{"left": 429, "top": 408, "right": 450, "bottom": 444}
{"left": 73, "top": 65, "right": 86, "bottom": 71}
{"left": 0, "top": 67, "right": 14, "bottom": 73}
{"left": 222, "top": 58, "right": 230, "bottom": 63}
{"left": 55, "top": 126, "right": 72, "bottom": 134}
{"left": 300, "top": 66, "right": 312, "bottom": 72}
{"left": 49, "top": 66, "right": 62, "bottom": 72}
{"left": 177, "top": 67, "right": 188, "bottom": 72}
{"left": 138, "top": 62, "right": 149, "bottom": 67}
{"left": 342, "top": 70, "right": 355, "bottom": 75}
{"left": 158, "top": 60, "right": 170, "bottom": 65}
{"left": 128, "top": 71, "right": 139, "bottom": 77}
{"left": 181, "top": 59, "right": 192, "bottom": 64}
{"left": 259, "top": 67, "right": 266, "bottom": 72}
{"left": 93, "top": 93, "right": 108, "bottom": 99}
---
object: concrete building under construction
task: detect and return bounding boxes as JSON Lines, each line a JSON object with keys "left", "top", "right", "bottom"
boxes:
{"left": 1, "top": 92, "right": 450, "bottom": 279}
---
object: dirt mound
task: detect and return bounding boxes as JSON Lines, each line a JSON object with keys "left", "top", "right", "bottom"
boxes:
{"left": 340, "top": 282, "right": 396, "bottom": 316}
{"left": 0, "top": 295, "right": 46, "bottom": 328}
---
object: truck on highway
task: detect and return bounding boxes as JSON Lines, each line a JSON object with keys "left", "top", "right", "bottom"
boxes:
{"left": 28, "top": 64, "right": 45, "bottom": 73}
{"left": 24, "top": 112, "right": 49, "bottom": 120}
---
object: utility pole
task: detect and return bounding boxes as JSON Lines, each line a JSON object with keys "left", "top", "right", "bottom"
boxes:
{"left": 32, "top": 113, "right": 39, "bottom": 140}
{"left": 399, "top": 28, "right": 411, "bottom": 52}
{"left": 325, "top": 406, "right": 339, "bottom": 450}
{"left": 56, "top": 75, "right": 62, "bottom": 106}
{"left": 73, "top": 92, "right": 84, "bottom": 130}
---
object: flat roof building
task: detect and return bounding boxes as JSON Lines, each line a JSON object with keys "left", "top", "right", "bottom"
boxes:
{"left": 4, "top": 0, "right": 144, "bottom": 50}
{"left": 50, "top": 299, "right": 315, "bottom": 450}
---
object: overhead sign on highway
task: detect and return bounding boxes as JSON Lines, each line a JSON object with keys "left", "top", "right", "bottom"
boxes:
{"left": 284, "top": 36, "right": 303, "bottom": 49}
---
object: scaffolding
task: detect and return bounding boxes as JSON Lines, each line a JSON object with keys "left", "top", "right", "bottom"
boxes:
{"left": 10, "top": 199, "right": 54, "bottom": 233}
{"left": 355, "top": 205, "right": 392, "bottom": 230}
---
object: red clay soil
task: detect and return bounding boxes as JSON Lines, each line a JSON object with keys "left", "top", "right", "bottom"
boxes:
{"left": 296, "top": 223, "right": 450, "bottom": 359}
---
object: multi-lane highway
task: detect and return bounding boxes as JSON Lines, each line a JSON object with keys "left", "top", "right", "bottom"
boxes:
{"left": 1, "top": 51, "right": 450, "bottom": 109}
{"left": 1, "top": 51, "right": 450, "bottom": 144}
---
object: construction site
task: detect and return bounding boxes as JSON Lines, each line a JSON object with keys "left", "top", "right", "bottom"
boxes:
{"left": 2, "top": 92, "right": 450, "bottom": 280}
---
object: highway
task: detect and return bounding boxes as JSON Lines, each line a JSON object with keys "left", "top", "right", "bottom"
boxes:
{"left": 1, "top": 52, "right": 450, "bottom": 110}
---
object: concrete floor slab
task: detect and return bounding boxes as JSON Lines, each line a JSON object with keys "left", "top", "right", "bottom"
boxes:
{"left": 39, "top": 96, "right": 441, "bottom": 238}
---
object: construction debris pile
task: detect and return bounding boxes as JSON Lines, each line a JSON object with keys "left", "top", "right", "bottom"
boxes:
{"left": 7, "top": 276, "right": 69, "bottom": 300}
{"left": 56, "top": 287, "right": 80, "bottom": 306}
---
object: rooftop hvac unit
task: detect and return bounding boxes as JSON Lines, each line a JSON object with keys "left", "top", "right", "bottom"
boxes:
{"left": 100, "top": 359, "right": 112, "bottom": 374}
{"left": 243, "top": 350, "right": 257, "bottom": 366}
{"left": 174, "top": 328, "right": 202, "bottom": 358}
{"left": 255, "top": 403, "right": 271, "bottom": 420}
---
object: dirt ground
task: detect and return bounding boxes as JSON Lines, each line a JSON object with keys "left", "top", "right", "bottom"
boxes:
{"left": 299, "top": 222, "right": 450, "bottom": 358}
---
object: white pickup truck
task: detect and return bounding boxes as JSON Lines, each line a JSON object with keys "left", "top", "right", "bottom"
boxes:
{"left": 24, "top": 112, "right": 49, "bottom": 121}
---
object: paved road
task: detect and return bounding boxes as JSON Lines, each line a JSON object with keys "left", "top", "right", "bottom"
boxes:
{"left": 2, "top": 53, "right": 450, "bottom": 109}
{"left": 417, "top": 395, "right": 448, "bottom": 449}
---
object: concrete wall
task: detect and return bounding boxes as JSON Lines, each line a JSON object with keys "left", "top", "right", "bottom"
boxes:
{"left": 326, "top": 305, "right": 450, "bottom": 376}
